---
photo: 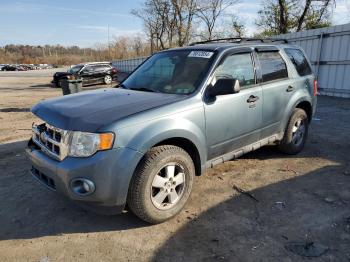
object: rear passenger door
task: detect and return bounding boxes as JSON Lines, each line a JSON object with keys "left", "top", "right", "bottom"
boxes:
{"left": 256, "top": 48, "right": 294, "bottom": 138}
{"left": 94, "top": 65, "right": 110, "bottom": 83}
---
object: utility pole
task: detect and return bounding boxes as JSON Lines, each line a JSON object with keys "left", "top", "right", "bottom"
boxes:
{"left": 108, "top": 24, "right": 111, "bottom": 61}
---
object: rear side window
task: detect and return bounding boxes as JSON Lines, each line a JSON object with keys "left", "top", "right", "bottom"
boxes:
{"left": 93, "top": 65, "right": 110, "bottom": 72}
{"left": 257, "top": 51, "right": 288, "bottom": 82}
{"left": 284, "top": 48, "right": 312, "bottom": 76}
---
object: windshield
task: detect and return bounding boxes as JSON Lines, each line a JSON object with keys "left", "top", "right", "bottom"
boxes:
{"left": 68, "top": 65, "right": 83, "bottom": 74}
{"left": 121, "top": 50, "right": 215, "bottom": 94}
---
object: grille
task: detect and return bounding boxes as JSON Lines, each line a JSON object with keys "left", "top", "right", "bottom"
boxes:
{"left": 32, "top": 123, "right": 70, "bottom": 161}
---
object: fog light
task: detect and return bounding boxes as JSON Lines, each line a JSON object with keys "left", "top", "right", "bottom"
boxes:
{"left": 70, "top": 178, "right": 95, "bottom": 196}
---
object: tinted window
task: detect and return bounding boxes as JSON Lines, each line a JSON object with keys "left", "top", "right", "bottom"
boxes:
{"left": 122, "top": 51, "right": 214, "bottom": 94}
{"left": 284, "top": 48, "right": 312, "bottom": 76}
{"left": 257, "top": 51, "right": 288, "bottom": 82}
{"left": 93, "top": 65, "right": 110, "bottom": 72}
{"left": 82, "top": 66, "right": 93, "bottom": 73}
{"left": 68, "top": 65, "right": 83, "bottom": 74}
{"left": 214, "top": 53, "right": 255, "bottom": 87}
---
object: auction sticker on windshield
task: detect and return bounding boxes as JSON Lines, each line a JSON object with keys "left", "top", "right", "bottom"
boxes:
{"left": 188, "top": 51, "right": 214, "bottom": 58}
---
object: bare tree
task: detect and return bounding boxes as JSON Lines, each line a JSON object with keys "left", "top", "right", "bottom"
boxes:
{"left": 195, "top": 0, "right": 239, "bottom": 40}
{"left": 132, "top": 0, "right": 197, "bottom": 49}
{"left": 230, "top": 16, "right": 246, "bottom": 37}
{"left": 131, "top": 0, "right": 170, "bottom": 52}
{"left": 171, "top": 0, "right": 197, "bottom": 46}
{"left": 256, "top": 0, "right": 336, "bottom": 36}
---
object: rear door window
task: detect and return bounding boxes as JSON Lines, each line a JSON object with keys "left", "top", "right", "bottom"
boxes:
{"left": 257, "top": 51, "right": 288, "bottom": 82}
{"left": 92, "top": 65, "right": 107, "bottom": 72}
{"left": 284, "top": 48, "right": 312, "bottom": 76}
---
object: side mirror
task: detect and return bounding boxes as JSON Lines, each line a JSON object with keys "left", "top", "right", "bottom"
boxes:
{"left": 207, "top": 78, "right": 240, "bottom": 97}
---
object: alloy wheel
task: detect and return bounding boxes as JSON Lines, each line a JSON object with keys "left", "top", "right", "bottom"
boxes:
{"left": 151, "top": 163, "right": 186, "bottom": 210}
{"left": 291, "top": 118, "right": 306, "bottom": 146}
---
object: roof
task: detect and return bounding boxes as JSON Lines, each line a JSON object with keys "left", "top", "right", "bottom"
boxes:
{"left": 162, "top": 38, "right": 293, "bottom": 53}
{"left": 76, "top": 61, "right": 111, "bottom": 66}
{"left": 163, "top": 43, "right": 294, "bottom": 53}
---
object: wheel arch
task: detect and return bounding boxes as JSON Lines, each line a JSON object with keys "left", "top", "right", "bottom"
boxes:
{"left": 154, "top": 137, "right": 202, "bottom": 176}
{"left": 279, "top": 96, "right": 313, "bottom": 140}
{"left": 295, "top": 100, "right": 312, "bottom": 123}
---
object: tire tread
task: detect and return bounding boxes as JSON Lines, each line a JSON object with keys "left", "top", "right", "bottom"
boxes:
{"left": 127, "top": 145, "right": 193, "bottom": 224}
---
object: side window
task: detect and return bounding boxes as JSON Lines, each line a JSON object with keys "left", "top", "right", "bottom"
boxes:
{"left": 284, "top": 48, "right": 312, "bottom": 76}
{"left": 82, "top": 66, "right": 93, "bottom": 73}
{"left": 257, "top": 51, "right": 288, "bottom": 82}
{"left": 94, "top": 65, "right": 108, "bottom": 72}
{"left": 214, "top": 53, "right": 255, "bottom": 87}
{"left": 91, "top": 66, "right": 100, "bottom": 72}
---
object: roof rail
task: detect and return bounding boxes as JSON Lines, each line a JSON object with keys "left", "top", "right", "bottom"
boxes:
{"left": 189, "top": 37, "right": 288, "bottom": 46}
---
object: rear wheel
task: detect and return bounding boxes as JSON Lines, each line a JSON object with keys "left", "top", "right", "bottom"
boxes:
{"left": 278, "top": 108, "right": 308, "bottom": 154}
{"left": 127, "top": 145, "right": 194, "bottom": 224}
{"left": 104, "top": 75, "right": 112, "bottom": 85}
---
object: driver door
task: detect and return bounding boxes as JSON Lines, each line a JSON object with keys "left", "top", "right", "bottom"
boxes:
{"left": 204, "top": 51, "right": 263, "bottom": 160}
{"left": 79, "top": 66, "right": 94, "bottom": 84}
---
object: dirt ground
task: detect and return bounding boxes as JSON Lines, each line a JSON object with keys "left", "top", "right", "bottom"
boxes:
{"left": 0, "top": 71, "right": 349, "bottom": 262}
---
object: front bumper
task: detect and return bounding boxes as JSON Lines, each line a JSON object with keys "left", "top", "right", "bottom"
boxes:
{"left": 25, "top": 139, "right": 143, "bottom": 214}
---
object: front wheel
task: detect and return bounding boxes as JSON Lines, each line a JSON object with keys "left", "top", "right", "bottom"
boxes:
{"left": 104, "top": 75, "right": 112, "bottom": 85}
{"left": 278, "top": 108, "right": 309, "bottom": 154}
{"left": 127, "top": 145, "right": 194, "bottom": 224}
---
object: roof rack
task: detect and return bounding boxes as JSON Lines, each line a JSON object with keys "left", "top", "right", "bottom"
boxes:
{"left": 189, "top": 37, "right": 288, "bottom": 46}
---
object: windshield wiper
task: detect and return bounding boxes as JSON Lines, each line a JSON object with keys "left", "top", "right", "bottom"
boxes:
{"left": 129, "top": 87, "right": 156, "bottom": 93}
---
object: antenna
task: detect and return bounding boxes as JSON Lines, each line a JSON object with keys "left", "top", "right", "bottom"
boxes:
{"left": 108, "top": 24, "right": 111, "bottom": 60}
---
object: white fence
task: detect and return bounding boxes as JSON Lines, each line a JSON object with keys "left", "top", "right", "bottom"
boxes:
{"left": 276, "top": 23, "right": 350, "bottom": 98}
{"left": 112, "top": 24, "right": 350, "bottom": 98}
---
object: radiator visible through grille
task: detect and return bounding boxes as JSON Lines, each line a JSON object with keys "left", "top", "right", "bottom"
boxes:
{"left": 32, "top": 123, "right": 69, "bottom": 161}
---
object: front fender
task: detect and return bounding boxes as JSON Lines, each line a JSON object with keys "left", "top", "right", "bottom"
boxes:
{"left": 116, "top": 117, "right": 207, "bottom": 167}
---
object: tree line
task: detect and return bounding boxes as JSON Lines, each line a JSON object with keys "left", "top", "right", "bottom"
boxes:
{"left": 0, "top": 36, "right": 151, "bottom": 65}
{"left": 0, "top": 0, "right": 336, "bottom": 65}
{"left": 134, "top": 0, "right": 336, "bottom": 51}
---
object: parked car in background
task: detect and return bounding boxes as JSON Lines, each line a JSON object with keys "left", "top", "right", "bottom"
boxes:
{"left": 26, "top": 38, "right": 317, "bottom": 224}
{"left": 52, "top": 62, "right": 118, "bottom": 87}
{"left": 1, "top": 65, "right": 18, "bottom": 71}
{"left": 16, "top": 65, "right": 28, "bottom": 71}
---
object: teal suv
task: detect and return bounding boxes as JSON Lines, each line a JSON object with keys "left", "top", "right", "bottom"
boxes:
{"left": 26, "top": 38, "right": 317, "bottom": 223}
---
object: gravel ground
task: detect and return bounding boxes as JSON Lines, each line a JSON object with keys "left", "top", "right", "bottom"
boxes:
{"left": 0, "top": 72, "right": 349, "bottom": 261}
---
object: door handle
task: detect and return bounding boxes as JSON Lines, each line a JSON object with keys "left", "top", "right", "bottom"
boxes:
{"left": 247, "top": 95, "right": 259, "bottom": 103}
{"left": 286, "top": 85, "right": 294, "bottom": 92}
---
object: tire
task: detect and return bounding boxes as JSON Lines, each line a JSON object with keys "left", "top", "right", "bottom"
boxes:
{"left": 104, "top": 75, "right": 112, "bottom": 85}
{"left": 127, "top": 145, "right": 195, "bottom": 224}
{"left": 278, "top": 108, "right": 309, "bottom": 154}
{"left": 57, "top": 79, "right": 63, "bottom": 88}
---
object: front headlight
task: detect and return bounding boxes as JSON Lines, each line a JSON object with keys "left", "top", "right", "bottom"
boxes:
{"left": 68, "top": 131, "right": 114, "bottom": 157}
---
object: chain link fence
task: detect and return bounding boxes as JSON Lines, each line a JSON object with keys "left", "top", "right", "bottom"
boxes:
{"left": 112, "top": 57, "right": 148, "bottom": 74}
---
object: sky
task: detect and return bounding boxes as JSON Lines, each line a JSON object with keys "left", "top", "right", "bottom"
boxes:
{"left": 0, "top": 0, "right": 349, "bottom": 47}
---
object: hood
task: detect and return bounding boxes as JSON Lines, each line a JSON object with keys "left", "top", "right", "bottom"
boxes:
{"left": 32, "top": 88, "right": 185, "bottom": 132}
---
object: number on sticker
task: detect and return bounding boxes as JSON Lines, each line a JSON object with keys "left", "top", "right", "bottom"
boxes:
{"left": 188, "top": 51, "right": 214, "bottom": 58}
